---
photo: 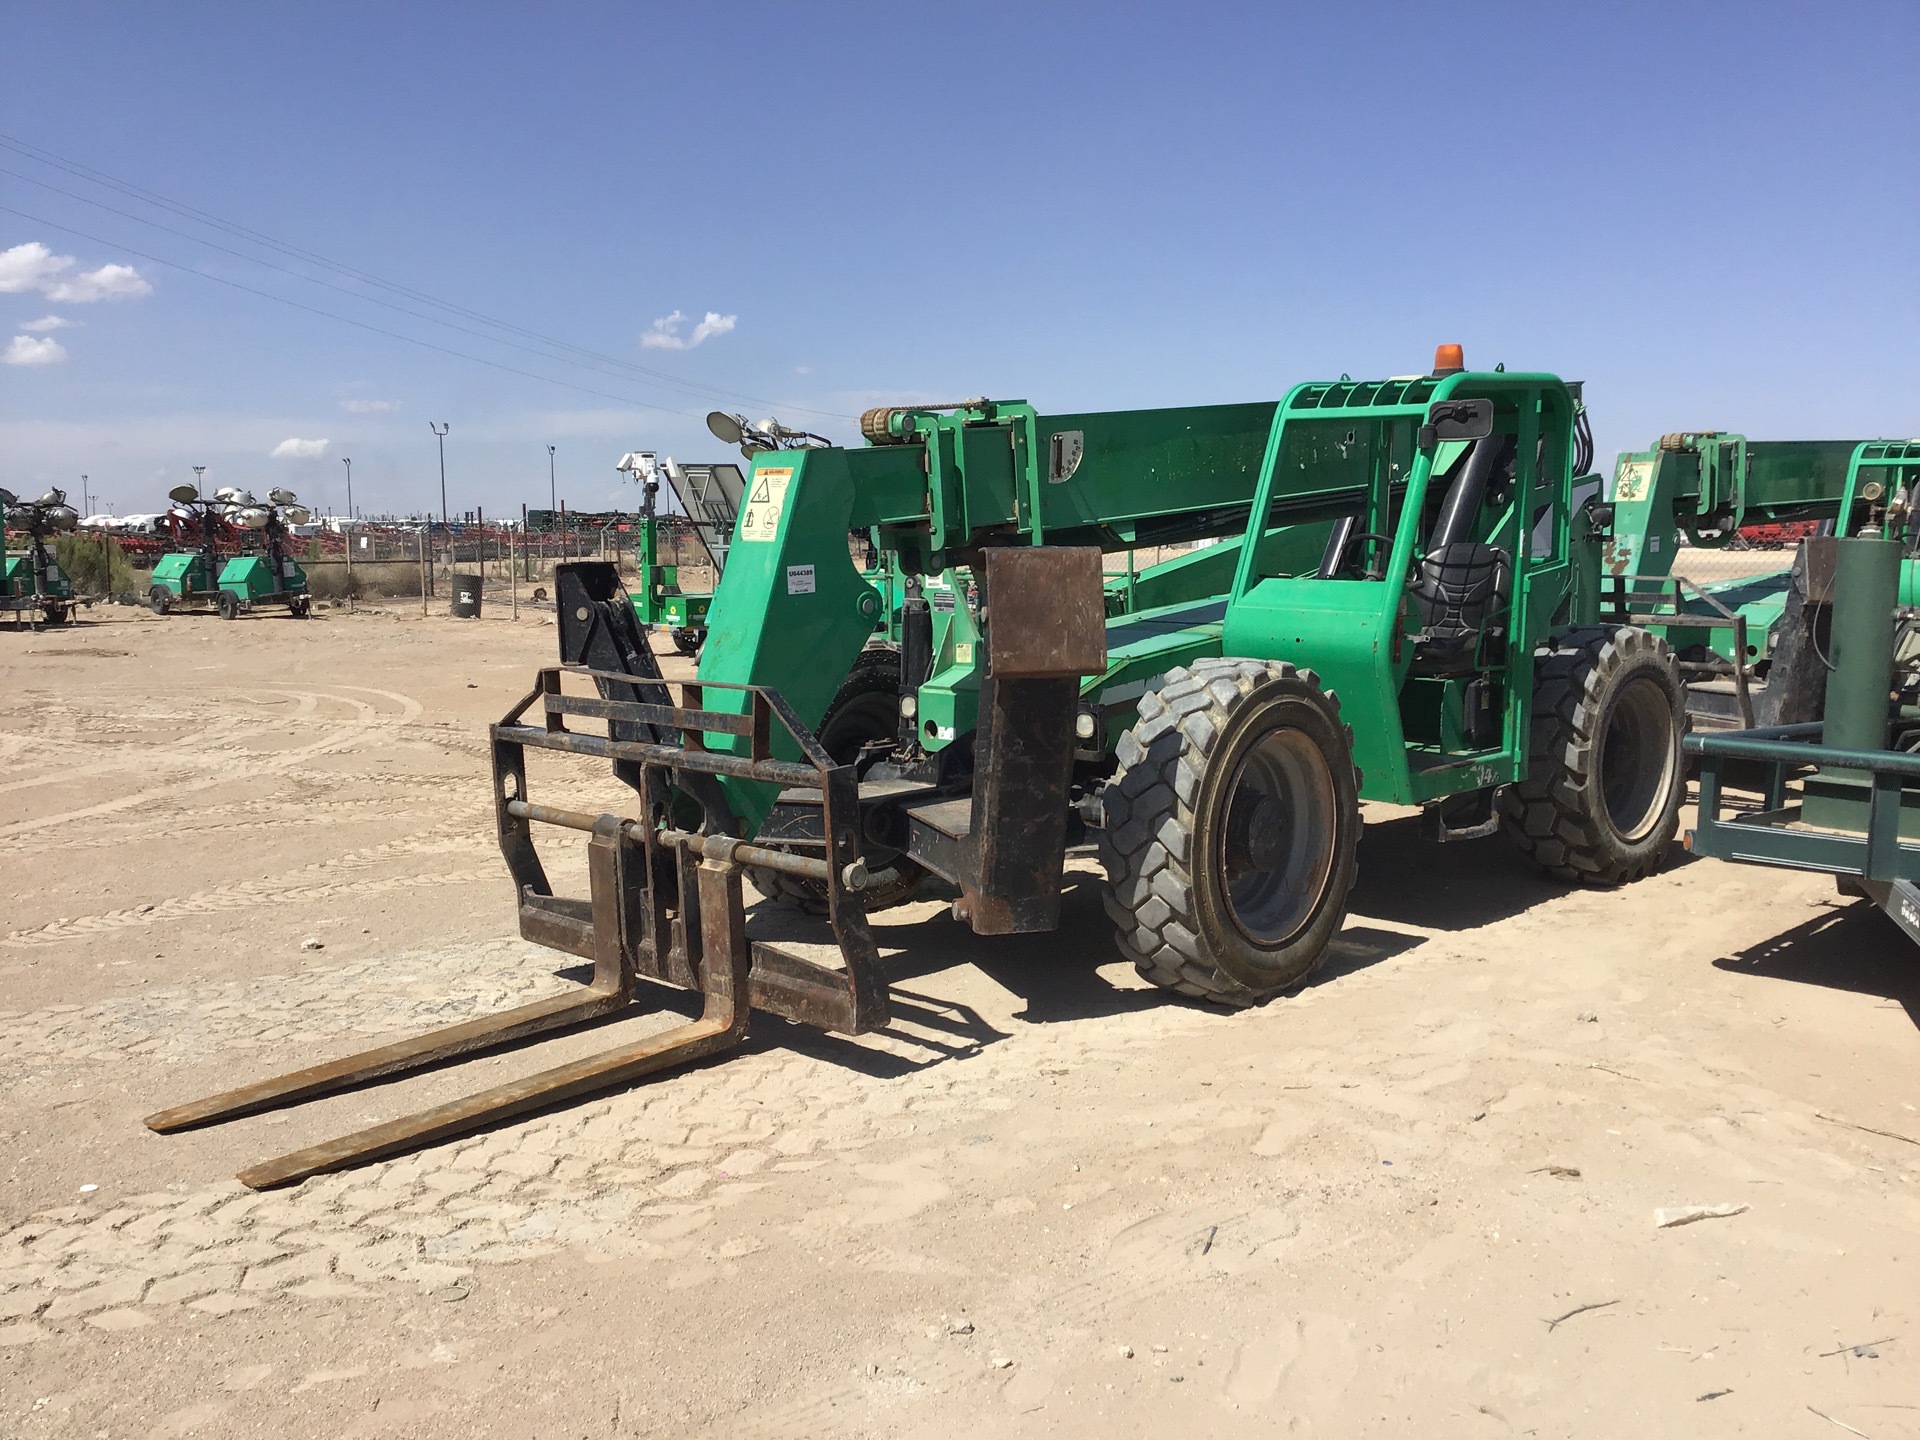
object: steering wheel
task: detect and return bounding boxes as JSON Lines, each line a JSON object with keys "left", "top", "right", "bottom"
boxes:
{"left": 1340, "top": 532, "right": 1396, "bottom": 578}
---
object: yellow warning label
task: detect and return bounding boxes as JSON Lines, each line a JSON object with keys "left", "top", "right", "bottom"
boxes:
{"left": 1613, "top": 459, "right": 1653, "bottom": 503}
{"left": 739, "top": 468, "right": 793, "bottom": 542}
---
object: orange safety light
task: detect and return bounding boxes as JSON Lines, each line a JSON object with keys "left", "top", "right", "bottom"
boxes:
{"left": 1432, "top": 343, "right": 1465, "bottom": 375}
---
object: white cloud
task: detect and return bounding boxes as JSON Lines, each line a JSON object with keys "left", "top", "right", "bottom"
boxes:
{"left": 0, "top": 242, "right": 69, "bottom": 294}
{"left": 51, "top": 263, "right": 151, "bottom": 301}
{"left": 640, "top": 309, "right": 737, "bottom": 351}
{"left": 3, "top": 334, "right": 67, "bottom": 367}
{"left": 21, "top": 315, "right": 72, "bottom": 333}
{"left": 270, "top": 437, "right": 329, "bottom": 459}
{"left": 0, "top": 242, "right": 151, "bottom": 301}
{"left": 340, "top": 398, "right": 400, "bottom": 413}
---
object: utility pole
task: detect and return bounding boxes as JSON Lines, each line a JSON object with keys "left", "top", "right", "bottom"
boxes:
{"left": 548, "top": 444, "right": 556, "bottom": 513}
{"left": 431, "top": 422, "right": 451, "bottom": 525}
{"left": 192, "top": 465, "right": 206, "bottom": 499}
{"left": 341, "top": 456, "right": 355, "bottom": 613}
{"left": 430, "top": 422, "right": 450, "bottom": 597}
{"left": 80, "top": 475, "right": 90, "bottom": 516}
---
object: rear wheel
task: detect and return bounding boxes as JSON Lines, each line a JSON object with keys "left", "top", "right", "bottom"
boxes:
{"left": 217, "top": 591, "right": 239, "bottom": 620}
{"left": 746, "top": 645, "right": 929, "bottom": 913}
{"left": 1499, "top": 624, "right": 1684, "bottom": 883}
{"left": 1101, "top": 658, "right": 1362, "bottom": 1006}
{"left": 672, "top": 627, "right": 703, "bottom": 656}
{"left": 148, "top": 586, "right": 171, "bottom": 615}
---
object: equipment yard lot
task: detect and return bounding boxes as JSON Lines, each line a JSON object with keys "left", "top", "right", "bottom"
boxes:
{"left": 1, "top": 606, "right": 1915, "bottom": 1439}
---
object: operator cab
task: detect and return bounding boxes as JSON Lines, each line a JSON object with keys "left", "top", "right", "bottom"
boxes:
{"left": 1405, "top": 421, "right": 1515, "bottom": 675}
{"left": 1303, "top": 379, "right": 1518, "bottom": 676}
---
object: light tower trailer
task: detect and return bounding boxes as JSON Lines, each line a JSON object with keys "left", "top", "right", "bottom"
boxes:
{"left": 1, "top": 487, "right": 79, "bottom": 628}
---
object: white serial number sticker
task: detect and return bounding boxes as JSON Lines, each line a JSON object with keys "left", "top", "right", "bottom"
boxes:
{"left": 786, "top": 564, "right": 816, "bottom": 596}
{"left": 739, "top": 468, "right": 792, "bottom": 542}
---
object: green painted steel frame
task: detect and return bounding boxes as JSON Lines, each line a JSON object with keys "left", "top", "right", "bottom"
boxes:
{"left": 1688, "top": 724, "right": 1920, "bottom": 883}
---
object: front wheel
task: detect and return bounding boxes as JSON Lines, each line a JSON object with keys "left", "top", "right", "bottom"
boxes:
{"left": 1499, "top": 625, "right": 1684, "bottom": 884}
{"left": 148, "top": 586, "right": 171, "bottom": 615}
{"left": 217, "top": 591, "right": 239, "bottom": 621}
{"left": 1101, "top": 658, "right": 1362, "bottom": 1007}
{"left": 745, "top": 645, "right": 929, "bottom": 914}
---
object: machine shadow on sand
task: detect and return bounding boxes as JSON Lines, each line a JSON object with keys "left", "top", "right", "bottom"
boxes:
{"left": 1714, "top": 900, "right": 1920, "bottom": 1030}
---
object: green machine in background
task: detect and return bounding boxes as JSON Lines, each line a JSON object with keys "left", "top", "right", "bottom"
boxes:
{"left": 1, "top": 486, "right": 78, "bottom": 628}
{"left": 617, "top": 450, "right": 746, "bottom": 655}
{"left": 149, "top": 483, "right": 230, "bottom": 614}
{"left": 1689, "top": 534, "right": 1920, "bottom": 946}
{"left": 1604, "top": 432, "right": 1920, "bottom": 728}
{"left": 150, "top": 484, "right": 312, "bottom": 619}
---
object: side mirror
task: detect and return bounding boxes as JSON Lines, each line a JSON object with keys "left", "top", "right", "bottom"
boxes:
{"left": 1419, "top": 398, "right": 1495, "bottom": 449}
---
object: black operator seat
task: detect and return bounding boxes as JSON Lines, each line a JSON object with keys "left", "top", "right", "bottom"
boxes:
{"left": 1406, "top": 434, "right": 1514, "bottom": 673}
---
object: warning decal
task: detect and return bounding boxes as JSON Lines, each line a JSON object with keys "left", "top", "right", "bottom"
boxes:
{"left": 739, "top": 467, "right": 793, "bottom": 542}
{"left": 1613, "top": 459, "right": 1653, "bottom": 503}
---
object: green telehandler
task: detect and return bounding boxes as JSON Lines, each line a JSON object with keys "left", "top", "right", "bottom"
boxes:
{"left": 1603, "top": 432, "right": 1920, "bottom": 731}
{"left": 150, "top": 347, "right": 1691, "bottom": 1187}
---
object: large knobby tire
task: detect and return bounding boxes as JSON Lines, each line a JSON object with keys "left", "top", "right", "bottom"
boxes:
{"left": 1101, "top": 658, "right": 1362, "bottom": 1007}
{"left": 1499, "top": 625, "right": 1684, "bottom": 884}
{"left": 746, "top": 645, "right": 929, "bottom": 914}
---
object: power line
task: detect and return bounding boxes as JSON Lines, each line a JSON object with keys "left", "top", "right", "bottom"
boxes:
{"left": 0, "top": 203, "right": 702, "bottom": 418}
{"left": 0, "top": 131, "right": 854, "bottom": 422}
{"left": 0, "top": 164, "right": 766, "bottom": 409}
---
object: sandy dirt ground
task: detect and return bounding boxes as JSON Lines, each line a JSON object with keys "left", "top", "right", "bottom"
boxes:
{"left": 0, "top": 599, "right": 1915, "bottom": 1439}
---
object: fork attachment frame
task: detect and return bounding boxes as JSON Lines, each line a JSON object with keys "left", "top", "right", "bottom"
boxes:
{"left": 146, "top": 664, "right": 888, "bottom": 1189}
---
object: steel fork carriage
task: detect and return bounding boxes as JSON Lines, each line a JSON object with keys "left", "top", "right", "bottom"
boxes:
{"left": 147, "top": 578, "right": 888, "bottom": 1189}
{"left": 495, "top": 665, "right": 889, "bottom": 1035}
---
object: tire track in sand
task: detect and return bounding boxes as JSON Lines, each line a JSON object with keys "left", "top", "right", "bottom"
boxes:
{"left": 0, "top": 687, "right": 426, "bottom": 843}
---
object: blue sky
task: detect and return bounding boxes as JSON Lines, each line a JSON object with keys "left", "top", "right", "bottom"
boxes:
{"left": 4, "top": 2, "right": 1916, "bottom": 520}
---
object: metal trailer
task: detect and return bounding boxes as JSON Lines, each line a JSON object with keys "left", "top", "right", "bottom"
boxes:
{"left": 1, "top": 487, "right": 79, "bottom": 628}
{"left": 1688, "top": 533, "right": 1920, "bottom": 944}
{"left": 151, "top": 349, "right": 1697, "bottom": 1186}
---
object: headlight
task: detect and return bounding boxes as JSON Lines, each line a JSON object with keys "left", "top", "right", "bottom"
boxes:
{"left": 1074, "top": 710, "right": 1097, "bottom": 741}
{"left": 899, "top": 694, "right": 918, "bottom": 719}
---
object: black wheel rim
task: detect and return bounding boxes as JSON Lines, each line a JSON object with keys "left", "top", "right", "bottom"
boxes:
{"left": 1600, "top": 676, "right": 1675, "bottom": 842}
{"left": 1217, "top": 724, "right": 1338, "bottom": 947}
